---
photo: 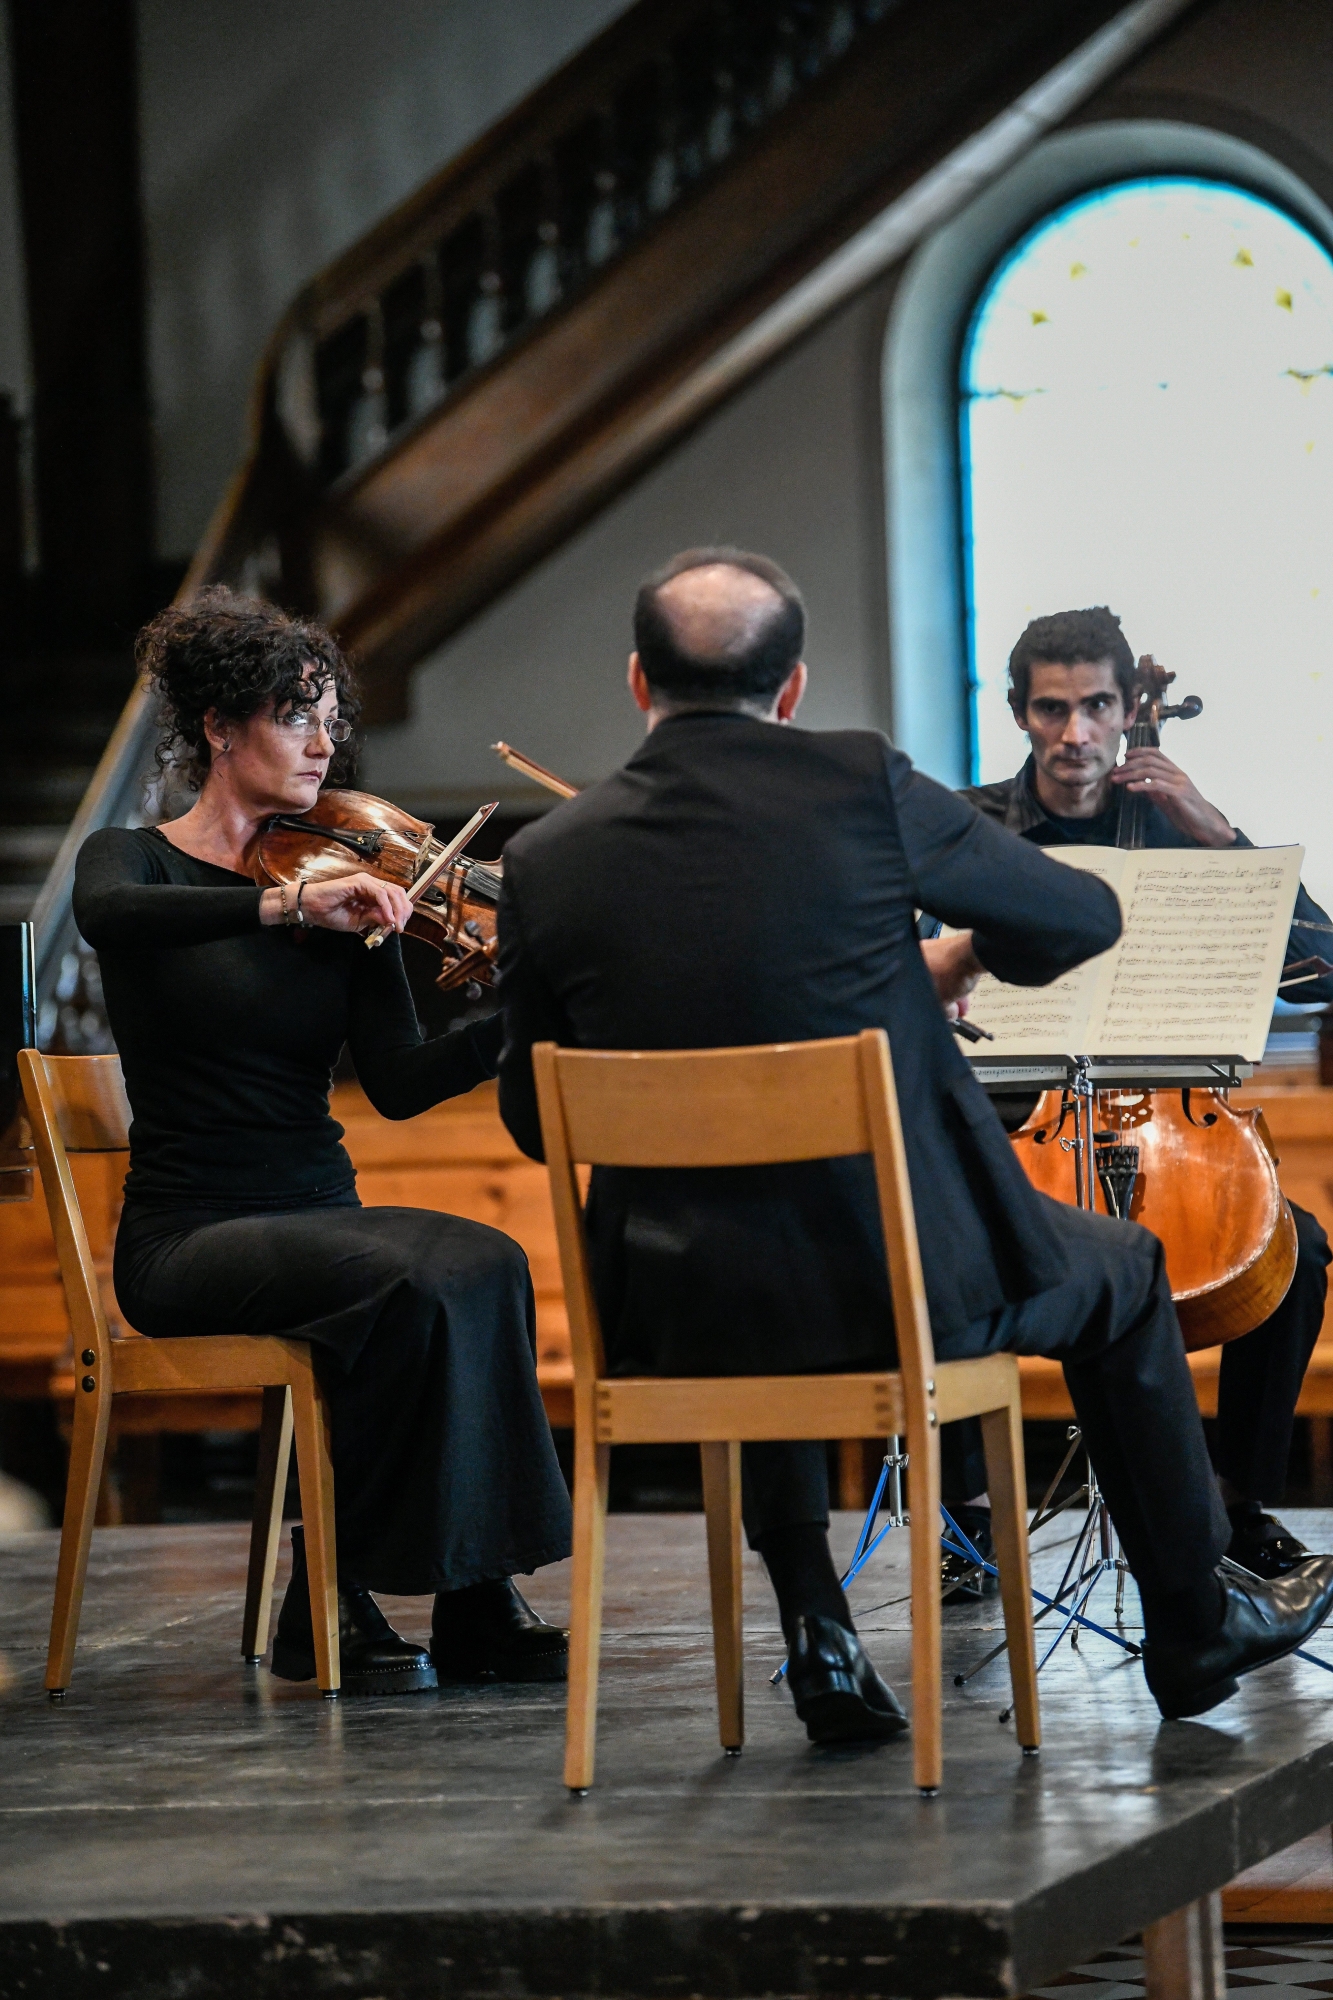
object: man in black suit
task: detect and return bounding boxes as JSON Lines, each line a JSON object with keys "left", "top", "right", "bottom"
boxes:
{"left": 497, "top": 548, "right": 1333, "bottom": 1742}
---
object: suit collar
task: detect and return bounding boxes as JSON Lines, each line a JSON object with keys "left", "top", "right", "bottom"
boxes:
{"left": 625, "top": 709, "right": 771, "bottom": 767}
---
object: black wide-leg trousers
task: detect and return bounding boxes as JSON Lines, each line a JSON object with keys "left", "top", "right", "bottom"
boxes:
{"left": 115, "top": 1198, "right": 572, "bottom": 1596}
{"left": 942, "top": 1200, "right": 1329, "bottom": 1512}
{"left": 1214, "top": 1202, "right": 1329, "bottom": 1502}
{"left": 744, "top": 1199, "right": 1230, "bottom": 1601}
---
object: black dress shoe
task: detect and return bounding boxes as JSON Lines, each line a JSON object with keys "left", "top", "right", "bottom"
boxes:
{"left": 430, "top": 1578, "right": 568, "bottom": 1683}
{"left": 1142, "top": 1556, "right": 1333, "bottom": 1721}
{"left": 269, "top": 1525, "right": 437, "bottom": 1695}
{"left": 786, "top": 1615, "right": 910, "bottom": 1744}
{"left": 941, "top": 1505, "right": 999, "bottom": 1604}
{"left": 1226, "top": 1502, "right": 1315, "bottom": 1580}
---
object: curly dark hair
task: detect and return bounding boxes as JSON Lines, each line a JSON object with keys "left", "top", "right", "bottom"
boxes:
{"left": 136, "top": 586, "right": 361, "bottom": 791}
{"left": 1007, "top": 607, "right": 1136, "bottom": 717}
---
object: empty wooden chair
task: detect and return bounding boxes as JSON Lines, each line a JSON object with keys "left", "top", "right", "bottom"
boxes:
{"left": 19, "top": 1050, "right": 340, "bottom": 1698}
{"left": 534, "top": 1027, "right": 1040, "bottom": 1795}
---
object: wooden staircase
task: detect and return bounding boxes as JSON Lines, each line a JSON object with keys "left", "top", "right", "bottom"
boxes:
{"left": 28, "top": 0, "right": 1196, "bottom": 1015}
{"left": 193, "top": 0, "right": 1144, "bottom": 723}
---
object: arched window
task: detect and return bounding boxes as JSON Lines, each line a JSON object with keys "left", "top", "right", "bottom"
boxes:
{"left": 960, "top": 176, "right": 1333, "bottom": 907}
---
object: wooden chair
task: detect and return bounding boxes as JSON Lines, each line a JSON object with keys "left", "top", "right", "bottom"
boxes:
{"left": 534, "top": 1028, "right": 1041, "bottom": 1796}
{"left": 19, "top": 1050, "right": 341, "bottom": 1698}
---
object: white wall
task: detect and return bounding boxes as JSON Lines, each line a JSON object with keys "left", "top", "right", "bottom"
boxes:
{"left": 358, "top": 295, "right": 893, "bottom": 813}
{"left": 135, "top": 0, "right": 629, "bottom": 559}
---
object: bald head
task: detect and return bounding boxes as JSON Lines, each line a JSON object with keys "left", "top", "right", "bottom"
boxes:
{"left": 632, "top": 546, "right": 805, "bottom": 714}
{"left": 653, "top": 563, "right": 786, "bottom": 664}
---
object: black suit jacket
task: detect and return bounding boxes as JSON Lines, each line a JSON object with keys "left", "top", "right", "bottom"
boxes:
{"left": 497, "top": 713, "right": 1122, "bottom": 1372}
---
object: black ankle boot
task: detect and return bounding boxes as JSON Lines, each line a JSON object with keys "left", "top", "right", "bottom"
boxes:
{"left": 430, "top": 1579, "right": 568, "bottom": 1683}
{"left": 269, "top": 1525, "right": 437, "bottom": 1695}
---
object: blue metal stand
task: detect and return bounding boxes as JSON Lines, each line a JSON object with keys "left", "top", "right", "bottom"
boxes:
{"left": 769, "top": 1428, "right": 1333, "bottom": 1691}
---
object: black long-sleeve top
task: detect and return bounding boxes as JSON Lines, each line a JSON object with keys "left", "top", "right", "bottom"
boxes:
{"left": 73, "top": 826, "right": 502, "bottom": 1209}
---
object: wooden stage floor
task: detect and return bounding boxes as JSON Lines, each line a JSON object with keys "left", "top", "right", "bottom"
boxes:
{"left": 4, "top": 1512, "right": 1333, "bottom": 1999}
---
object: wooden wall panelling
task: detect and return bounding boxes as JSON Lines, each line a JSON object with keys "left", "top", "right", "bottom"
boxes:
{"left": 7, "top": 1074, "right": 1333, "bottom": 1468}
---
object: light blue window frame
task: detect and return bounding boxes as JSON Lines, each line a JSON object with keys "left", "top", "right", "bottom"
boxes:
{"left": 883, "top": 122, "right": 1333, "bottom": 789}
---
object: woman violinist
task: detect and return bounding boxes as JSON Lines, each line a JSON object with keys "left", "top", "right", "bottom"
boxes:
{"left": 72, "top": 588, "right": 571, "bottom": 1695}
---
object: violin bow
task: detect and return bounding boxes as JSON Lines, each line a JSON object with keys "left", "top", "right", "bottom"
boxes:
{"left": 362, "top": 800, "right": 498, "bottom": 949}
{"left": 492, "top": 741, "right": 579, "bottom": 799}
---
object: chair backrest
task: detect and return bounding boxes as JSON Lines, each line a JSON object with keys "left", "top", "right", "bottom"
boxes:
{"left": 19, "top": 1051, "right": 129, "bottom": 1377}
{"left": 533, "top": 1029, "right": 935, "bottom": 1408}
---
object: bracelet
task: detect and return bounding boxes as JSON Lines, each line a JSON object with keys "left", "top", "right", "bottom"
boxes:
{"left": 277, "top": 881, "right": 309, "bottom": 928}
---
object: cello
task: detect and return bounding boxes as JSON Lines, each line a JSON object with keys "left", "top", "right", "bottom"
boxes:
{"left": 1008, "top": 656, "right": 1298, "bottom": 1350}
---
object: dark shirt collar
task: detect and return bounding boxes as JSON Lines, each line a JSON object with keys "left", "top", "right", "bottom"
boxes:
{"left": 1004, "top": 756, "right": 1049, "bottom": 834}
{"left": 1005, "top": 754, "right": 1244, "bottom": 854}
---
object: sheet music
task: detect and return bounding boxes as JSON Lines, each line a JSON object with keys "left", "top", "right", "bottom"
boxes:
{"left": 1093, "top": 848, "right": 1302, "bottom": 1058}
{"left": 953, "top": 845, "right": 1303, "bottom": 1062}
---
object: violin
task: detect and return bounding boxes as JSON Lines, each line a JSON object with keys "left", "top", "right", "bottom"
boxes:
{"left": 250, "top": 788, "right": 505, "bottom": 996}
{"left": 1010, "top": 655, "right": 1298, "bottom": 1350}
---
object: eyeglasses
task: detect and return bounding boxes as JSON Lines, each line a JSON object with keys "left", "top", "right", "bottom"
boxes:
{"left": 275, "top": 709, "right": 353, "bottom": 745}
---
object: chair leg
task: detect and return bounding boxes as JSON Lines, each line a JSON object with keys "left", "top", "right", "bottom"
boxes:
{"left": 287, "top": 1353, "right": 340, "bottom": 1696}
{"left": 909, "top": 1416, "right": 943, "bottom": 1794}
{"left": 45, "top": 1385, "right": 112, "bottom": 1695}
{"left": 837, "top": 1438, "right": 870, "bottom": 1509}
{"left": 981, "top": 1395, "right": 1041, "bottom": 1755}
{"left": 564, "top": 1429, "right": 610, "bottom": 1792}
{"left": 241, "top": 1385, "right": 293, "bottom": 1664}
{"left": 700, "top": 1440, "right": 744, "bottom": 1753}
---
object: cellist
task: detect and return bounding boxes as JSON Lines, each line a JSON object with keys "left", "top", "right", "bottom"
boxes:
{"left": 935, "top": 605, "right": 1332, "bottom": 1593}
